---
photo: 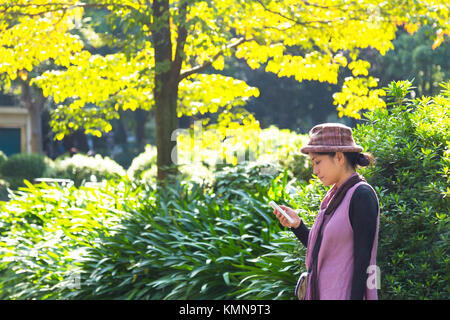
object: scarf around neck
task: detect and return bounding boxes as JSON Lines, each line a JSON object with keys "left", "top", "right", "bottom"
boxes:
{"left": 324, "top": 172, "right": 366, "bottom": 216}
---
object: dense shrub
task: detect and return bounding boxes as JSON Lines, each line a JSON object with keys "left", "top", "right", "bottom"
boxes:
{"left": 127, "top": 144, "right": 157, "bottom": 180}
{"left": 352, "top": 80, "right": 450, "bottom": 299}
{"left": 113, "top": 148, "right": 141, "bottom": 170}
{"left": 49, "top": 154, "right": 126, "bottom": 187}
{"left": 173, "top": 124, "right": 311, "bottom": 183}
{"left": 177, "top": 163, "right": 214, "bottom": 185}
{"left": 0, "top": 150, "right": 6, "bottom": 172}
{"left": 0, "top": 153, "right": 47, "bottom": 189}
{"left": 0, "top": 163, "right": 303, "bottom": 300}
{"left": 0, "top": 179, "right": 9, "bottom": 201}
{"left": 253, "top": 126, "right": 312, "bottom": 182}
{"left": 211, "top": 161, "right": 286, "bottom": 202}
{"left": 280, "top": 152, "right": 313, "bottom": 183}
{"left": 279, "top": 80, "right": 449, "bottom": 300}
{"left": 0, "top": 179, "right": 145, "bottom": 299}
{"left": 65, "top": 164, "right": 302, "bottom": 299}
{"left": 130, "top": 127, "right": 311, "bottom": 185}
{"left": 130, "top": 144, "right": 215, "bottom": 184}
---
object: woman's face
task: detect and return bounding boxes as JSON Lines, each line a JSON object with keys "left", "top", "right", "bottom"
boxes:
{"left": 309, "top": 152, "right": 346, "bottom": 186}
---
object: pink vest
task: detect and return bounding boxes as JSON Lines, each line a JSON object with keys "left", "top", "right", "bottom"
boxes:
{"left": 305, "top": 173, "right": 380, "bottom": 300}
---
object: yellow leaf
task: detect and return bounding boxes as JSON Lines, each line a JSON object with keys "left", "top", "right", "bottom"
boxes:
{"left": 105, "top": 123, "right": 112, "bottom": 132}
{"left": 432, "top": 35, "right": 444, "bottom": 50}
{"left": 334, "top": 55, "right": 347, "bottom": 67}
{"left": 18, "top": 70, "right": 28, "bottom": 81}
{"left": 405, "top": 23, "right": 419, "bottom": 35}
{"left": 212, "top": 55, "right": 224, "bottom": 70}
{"left": 94, "top": 130, "right": 102, "bottom": 137}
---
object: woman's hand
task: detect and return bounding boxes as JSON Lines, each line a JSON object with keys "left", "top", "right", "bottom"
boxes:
{"left": 272, "top": 205, "right": 301, "bottom": 229}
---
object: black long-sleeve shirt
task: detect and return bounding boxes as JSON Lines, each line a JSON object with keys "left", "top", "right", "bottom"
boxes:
{"left": 290, "top": 184, "right": 379, "bottom": 300}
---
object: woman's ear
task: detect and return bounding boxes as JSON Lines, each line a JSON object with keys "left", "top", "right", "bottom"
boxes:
{"left": 335, "top": 152, "right": 345, "bottom": 166}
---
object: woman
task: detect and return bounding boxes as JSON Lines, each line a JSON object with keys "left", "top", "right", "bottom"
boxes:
{"left": 272, "top": 123, "right": 380, "bottom": 300}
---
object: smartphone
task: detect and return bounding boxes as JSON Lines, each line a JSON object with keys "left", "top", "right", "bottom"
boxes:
{"left": 269, "top": 201, "right": 294, "bottom": 224}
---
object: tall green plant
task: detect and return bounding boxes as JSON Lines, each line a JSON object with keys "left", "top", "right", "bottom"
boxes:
{"left": 0, "top": 179, "right": 145, "bottom": 299}
{"left": 353, "top": 80, "right": 450, "bottom": 299}
{"left": 57, "top": 165, "right": 301, "bottom": 300}
{"left": 0, "top": 162, "right": 306, "bottom": 300}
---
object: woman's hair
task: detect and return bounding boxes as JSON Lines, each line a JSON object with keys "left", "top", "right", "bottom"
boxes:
{"left": 315, "top": 152, "right": 375, "bottom": 169}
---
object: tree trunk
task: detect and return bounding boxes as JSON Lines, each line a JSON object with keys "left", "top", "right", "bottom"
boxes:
{"left": 152, "top": 0, "right": 181, "bottom": 185}
{"left": 135, "top": 108, "right": 150, "bottom": 153}
{"left": 116, "top": 109, "right": 129, "bottom": 152}
{"left": 154, "top": 86, "right": 179, "bottom": 183}
{"left": 21, "top": 79, "right": 45, "bottom": 154}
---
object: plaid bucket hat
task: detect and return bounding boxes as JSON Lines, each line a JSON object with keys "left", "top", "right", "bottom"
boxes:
{"left": 300, "top": 123, "right": 363, "bottom": 154}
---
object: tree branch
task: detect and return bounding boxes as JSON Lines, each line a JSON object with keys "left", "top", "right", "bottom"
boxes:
{"left": 253, "top": 0, "right": 366, "bottom": 27}
{"left": 172, "top": 0, "right": 188, "bottom": 77}
{"left": 178, "top": 37, "right": 248, "bottom": 82}
{"left": 300, "top": 0, "right": 348, "bottom": 9}
{"left": 254, "top": 0, "right": 312, "bottom": 27}
{"left": 0, "top": 2, "right": 141, "bottom": 18}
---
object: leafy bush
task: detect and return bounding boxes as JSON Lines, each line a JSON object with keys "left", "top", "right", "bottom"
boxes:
{"left": 0, "top": 179, "right": 145, "bottom": 299}
{"left": 0, "top": 179, "right": 9, "bottom": 201}
{"left": 130, "top": 144, "right": 213, "bottom": 184}
{"left": 65, "top": 166, "right": 302, "bottom": 299}
{"left": 0, "top": 153, "right": 47, "bottom": 189}
{"left": 0, "top": 150, "right": 6, "bottom": 173}
{"left": 175, "top": 124, "right": 311, "bottom": 182}
{"left": 280, "top": 152, "right": 313, "bottom": 183}
{"left": 211, "top": 161, "right": 287, "bottom": 202}
{"left": 352, "top": 80, "right": 450, "bottom": 299}
{"left": 50, "top": 154, "right": 126, "bottom": 187}
{"left": 0, "top": 162, "right": 304, "bottom": 300}
{"left": 113, "top": 147, "right": 141, "bottom": 170}
{"left": 127, "top": 144, "right": 157, "bottom": 180}
{"left": 273, "top": 80, "right": 450, "bottom": 300}
{"left": 256, "top": 126, "right": 312, "bottom": 182}
{"left": 177, "top": 163, "right": 214, "bottom": 185}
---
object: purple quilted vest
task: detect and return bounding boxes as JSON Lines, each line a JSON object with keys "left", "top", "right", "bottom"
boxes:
{"left": 305, "top": 173, "right": 380, "bottom": 300}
